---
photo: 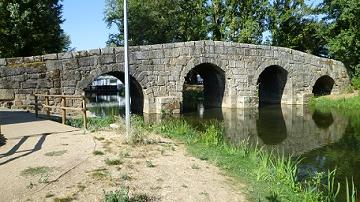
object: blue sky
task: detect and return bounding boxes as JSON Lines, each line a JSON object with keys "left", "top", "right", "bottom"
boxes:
{"left": 62, "top": 0, "right": 116, "bottom": 51}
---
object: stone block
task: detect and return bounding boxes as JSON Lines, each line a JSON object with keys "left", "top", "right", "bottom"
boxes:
{"left": 0, "top": 58, "right": 6, "bottom": 65}
{"left": 22, "top": 81, "right": 38, "bottom": 89}
{"left": 23, "top": 56, "right": 34, "bottom": 63}
{"left": 237, "top": 96, "right": 259, "bottom": 108}
{"left": 46, "top": 60, "right": 63, "bottom": 71}
{"left": 101, "top": 47, "right": 114, "bottom": 55}
{"left": 0, "top": 89, "right": 15, "bottom": 101}
{"left": 155, "top": 96, "right": 181, "bottom": 114}
{"left": 78, "top": 57, "right": 97, "bottom": 67}
{"left": 100, "top": 55, "right": 115, "bottom": 64}
{"left": 6, "top": 57, "right": 23, "bottom": 65}
{"left": 88, "top": 48, "right": 101, "bottom": 56}
{"left": 59, "top": 52, "right": 73, "bottom": 59}
{"left": 43, "top": 53, "right": 58, "bottom": 60}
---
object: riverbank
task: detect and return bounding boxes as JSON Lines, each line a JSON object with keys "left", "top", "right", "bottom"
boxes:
{"left": 310, "top": 92, "right": 360, "bottom": 112}
{"left": 67, "top": 115, "right": 356, "bottom": 201}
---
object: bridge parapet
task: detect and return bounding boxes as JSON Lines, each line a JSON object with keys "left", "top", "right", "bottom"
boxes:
{"left": 0, "top": 41, "right": 350, "bottom": 114}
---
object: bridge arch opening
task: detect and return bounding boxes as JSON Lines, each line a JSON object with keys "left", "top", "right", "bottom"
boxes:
{"left": 257, "top": 65, "right": 288, "bottom": 106}
{"left": 84, "top": 71, "right": 144, "bottom": 116}
{"left": 182, "top": 63, "right": 225, "bottom": 112}
{"left": 312, "top": 75, "right": 335, "bottom": 96}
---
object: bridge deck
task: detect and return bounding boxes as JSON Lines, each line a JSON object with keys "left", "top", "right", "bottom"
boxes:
{"left": 0, "top": 109, "right": 94, "bottom": 201}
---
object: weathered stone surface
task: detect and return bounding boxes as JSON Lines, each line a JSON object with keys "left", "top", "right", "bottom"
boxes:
{"left": 0, "top": 40, "right": 351, "bottom": 114}
{"left": 43, "top": 54, "right": 58, "bottom": 60}
{"left": 0, "top": 58, "right": 6, "bottom": 66}
{"left": 0, "top": 89, "right": 15, "bottom": 100}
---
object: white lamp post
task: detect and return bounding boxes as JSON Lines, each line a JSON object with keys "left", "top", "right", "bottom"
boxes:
{"left": 123, "top": 0, "right": 130, "bottom": 138}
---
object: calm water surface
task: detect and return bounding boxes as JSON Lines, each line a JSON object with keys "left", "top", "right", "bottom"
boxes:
{"left": 87, "top": 93, "right": 360, "bottom": 198}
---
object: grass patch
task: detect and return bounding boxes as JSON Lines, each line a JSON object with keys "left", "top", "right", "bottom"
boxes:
{"left": 21, "top": 166, "right": 51, "bottom": 177}
{"left": 45, "top": 193, "right": 55, "bottom": 198}
{"left": 95, "top": 136, "right": 105, "bottom": 141}
{"left": 77, "top": 184, "right": 86, "bottom": 192}
{"left": 352, "top": 76, "right": 360, "bottom": 90}
{"left": 44, "top": 150, "right": 67, "bottom": 157}
{"left": 93, "top": 150, "right": 105, "bottom": 155}
{"left": 121, "top": 173, "right": 132, "bottom": 181}
{"left": 310, "top": 95, "right": 360, "bottom": 111}
{"left": 105, "top": 158, "right": 123, "bottom": 166}
{"left": 53, "top": 197, "right": 75, "bottom": 202}
{"left": 67, "top": 116, "right": 116, "bottom": 131}
{"left": 104, "top": 187, "right": 155, "bottom": 202}
{"left": 191, "top": 164, "right": 200, "bottom": 170}
{"left": 90, "top": 168, "right": 111, "bottom": 180}
{"left": 145, "top": 160, "right": 156, "bottom": 168}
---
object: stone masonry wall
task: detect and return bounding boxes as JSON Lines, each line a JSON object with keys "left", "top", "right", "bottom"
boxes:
{"left": 0, "top": 40, "right": 351, "bottom": 114}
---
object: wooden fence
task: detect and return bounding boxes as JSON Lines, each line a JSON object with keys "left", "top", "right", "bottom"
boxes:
{"left": 34, "top": 94, "right": 87, "bottom": 129}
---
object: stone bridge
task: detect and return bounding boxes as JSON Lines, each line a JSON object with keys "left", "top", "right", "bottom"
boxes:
{"left": 0, "top": 41, "right": 350, "bottom": 114}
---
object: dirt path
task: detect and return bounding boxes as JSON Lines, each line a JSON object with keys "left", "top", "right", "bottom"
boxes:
{"left": 0, "top": 110, "right": 246, "bottom": 201}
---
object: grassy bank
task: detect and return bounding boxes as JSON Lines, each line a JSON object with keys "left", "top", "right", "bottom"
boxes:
{"left": 310, "top": 95, "right": 360, "bottom": 132}
{"left": 68, "top": 115, "right": 356, "bottom": 201}
{"left": 310, "top": 95, "right": 360, "bottom": 112}
{"left": 133, "top": 118, "right": 352, "bottom": 201}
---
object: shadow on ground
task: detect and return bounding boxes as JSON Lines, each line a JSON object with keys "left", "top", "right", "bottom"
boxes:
{"left": 0, "top": 134, "right": 6, "bottom": 147}
{"left": 0, "top": 111, "right": 40, "bottom": 125}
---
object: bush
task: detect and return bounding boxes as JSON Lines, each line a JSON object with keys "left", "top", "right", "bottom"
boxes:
{"left": 352, "top": 77, "right": 360, "bottom": 90}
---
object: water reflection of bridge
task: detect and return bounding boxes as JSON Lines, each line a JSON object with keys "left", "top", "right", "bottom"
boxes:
{"left": 145, "top": 105, "right": 348, "bottom": 156}
{"left": 223, "top": 105, "right": 347, "bottom": 156}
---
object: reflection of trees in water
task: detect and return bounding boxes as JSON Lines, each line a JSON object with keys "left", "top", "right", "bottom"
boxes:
{"left": 0, "top": 134, "right": 6, "bottom": 147}
{"left": 299, "top": 125, "right": 360, "bottom": 201}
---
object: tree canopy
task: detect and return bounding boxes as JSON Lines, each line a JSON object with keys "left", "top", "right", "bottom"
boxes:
{"left": 0, "top": 0, "right": 70, "bottom": 58}
{"left": 104, "top": 0, "right": 359, "bottom": 76}
{"left": 104, "top": 0, "right": 268, "bottom": 46}
{"left": 320, "top": 0, "right": 360, "bottom": 76}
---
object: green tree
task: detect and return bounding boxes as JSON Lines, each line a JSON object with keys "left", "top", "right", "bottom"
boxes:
{"left": 267, "top": 0, "right": 327, "bottom": 55}
{"left": 105, "top": 0, "right": 267, "bottom": 46}
{"left": 0, "top": 0, "right": 70, "bottom": 58}
{"left": 207, "top": 0, "right": 267, "bottom": 44}
{"left": 105, "top": 0, "right": 207, "bottom": 46}
{"left": 320, "top": 0, "right": 360, "bottom": 76}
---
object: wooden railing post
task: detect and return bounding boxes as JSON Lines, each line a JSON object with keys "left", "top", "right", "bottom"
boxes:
{"left": 34, "top": 94, "right": 87, "bottom": 129}
{"left": 34, "top": 95, "right": 38, "bottom": 117}
{"left": 45, "top": 93, "right": 50, "bottom": 117}
{"left": 82, "top": 97, "right": 87, "bottom": 129}
{"left": 61, "top": 96, "right": 66, "bottom": 125}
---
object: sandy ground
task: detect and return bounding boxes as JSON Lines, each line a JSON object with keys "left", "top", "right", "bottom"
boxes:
{"left": 0, "top": 110, "right": 246, "bottom": 202}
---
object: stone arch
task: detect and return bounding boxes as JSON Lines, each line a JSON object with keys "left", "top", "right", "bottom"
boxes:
{"left": 312, "top": 75, "right": 335, "bottom": 96}
{"left": 256, "top": 65, "right": 288, "bottom": 105}
{"left": 77, "top": 70, "right": 144, "bottom": 113}
{"left": 181, "top": 62, "right": 226, "bottom": 111}
{"left": 254, "top": 60, "right": 288, "bottom": 85}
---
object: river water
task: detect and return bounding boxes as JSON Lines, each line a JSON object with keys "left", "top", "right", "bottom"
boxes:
{"left": 86, "top": 93, "right": 360, "bottom": 197}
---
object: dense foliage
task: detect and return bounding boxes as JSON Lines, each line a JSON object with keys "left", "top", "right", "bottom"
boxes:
{"left": 0, "top": 0, "right": 70, "bottom": 58}
{"left": 105, "top": 0, "right": 359, "bottom": 77}
{"left": 319, "top": 0, "right": 360, "bottom": 76}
